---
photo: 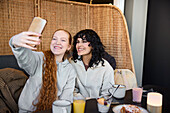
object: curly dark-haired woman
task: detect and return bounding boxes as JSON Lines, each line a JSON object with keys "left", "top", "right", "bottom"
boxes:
{"left": 9, "top": 29, "right": 76, "bottom": 112}
{"left": 71, "top": 29, "right": 115, "bottom": 98}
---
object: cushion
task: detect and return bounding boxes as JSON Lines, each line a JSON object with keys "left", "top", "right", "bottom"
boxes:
{"left": 0, "top": 68, "right": 28, "bottom": 112}
{"left": 0, "top": 55, "right": 30, "bottom": 77}
{"left": 114, "top": 69, "right": 138, "bottom": 90}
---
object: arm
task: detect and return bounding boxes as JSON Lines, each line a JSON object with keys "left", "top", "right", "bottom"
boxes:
{"left": 59, "top": 68, "right": 76, "bottom": 103}
{"left": 70, "top": 60, "right": 80, "bottom": 96}
{"left": 9, "top": 32, "right": 42, "bottom": 76}
{"left": 100, "top": 67, "right": 115, "bottom": 96}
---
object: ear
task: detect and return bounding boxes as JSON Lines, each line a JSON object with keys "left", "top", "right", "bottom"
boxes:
{"left": 67, "top": 45, "right": 71, "bottom": 51}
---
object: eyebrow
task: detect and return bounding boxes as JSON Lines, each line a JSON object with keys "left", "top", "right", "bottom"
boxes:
{"left": 53, "top": 36, "right": 67, "bottom": 39}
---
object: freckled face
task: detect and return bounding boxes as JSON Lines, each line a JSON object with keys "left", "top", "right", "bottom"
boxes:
{"left": 50, "top": 30, "right": 71, "bottom": 56}
{"left": 76, "top": 38, "right": 92, "bottom": 56}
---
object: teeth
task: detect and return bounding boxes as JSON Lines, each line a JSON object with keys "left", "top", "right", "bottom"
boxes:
{"left": 54, "top": 46, "right": 61, "bottom": 49}
{"left": 78, "top": 48, "right": 84, "bottom": 51}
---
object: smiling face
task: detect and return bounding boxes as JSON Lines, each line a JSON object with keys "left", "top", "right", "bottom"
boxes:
{"left": 76, "top": 37, "right": 92, "bottom": 56}
{"left": 50, "top": 30, "right": 71, "bottom": 57}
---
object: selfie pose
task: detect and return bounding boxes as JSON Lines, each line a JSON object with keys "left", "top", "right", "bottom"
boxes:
{"left": 9, "top": 29, "right": 76, "bottom": 112}
{"left": 71, "top": 29, "right": 115, "bottom": 98}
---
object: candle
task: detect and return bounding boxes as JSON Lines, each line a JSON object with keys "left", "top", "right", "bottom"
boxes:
{"left": 147, "top": 92, "right": 163, "bottom": 113}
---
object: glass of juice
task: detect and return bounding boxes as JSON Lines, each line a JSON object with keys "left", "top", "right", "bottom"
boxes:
{"left": 73, "top": 94, "right": 86, "bottom": 113}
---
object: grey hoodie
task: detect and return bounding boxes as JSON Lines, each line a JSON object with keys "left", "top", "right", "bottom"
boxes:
{"left": 9, "top": 38, "right": 76, "bottom": 112}
{"left": 71, "top": 59, "right": 114, "bottom": 98}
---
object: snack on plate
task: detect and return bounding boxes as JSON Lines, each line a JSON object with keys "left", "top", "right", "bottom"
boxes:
{"left": 120, "top": 105, "right": 141, "bottom": 113}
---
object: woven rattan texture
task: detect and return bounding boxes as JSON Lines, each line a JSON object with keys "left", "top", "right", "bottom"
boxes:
{"left": 89, "top": 5, "right": 132, "bottom": 71}
{"left": 0, "top": 0, "right": 134, "bottom": 72}
{"left": 0, "top": 0, "right": 35, "bottom": 54}
{"left": 40, "top": 0, "right": 88, "bottom": 50}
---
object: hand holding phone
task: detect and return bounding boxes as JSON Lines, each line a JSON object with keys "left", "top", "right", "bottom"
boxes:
{"left": 28, "top": 17, "right": 47, "bottom": 48}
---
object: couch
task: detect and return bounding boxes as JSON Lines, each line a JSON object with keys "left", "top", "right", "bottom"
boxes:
{"left": 0, "top": 55, "right": 29, "bottom": 76}
{"left": 0, "top": 55, "right": 28, "bottom": 113}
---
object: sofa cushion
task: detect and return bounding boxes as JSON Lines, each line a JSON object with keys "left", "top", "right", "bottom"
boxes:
{"left": 0, "top": 68, "right": 28, "bottom": 112}
{"left": 0, "top": 55, "right": 29, "bottom": 76}
{"left": 114, "top": 69, "right": 137, "bottom": 90}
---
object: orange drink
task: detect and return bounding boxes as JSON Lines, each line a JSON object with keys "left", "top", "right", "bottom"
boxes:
{"left": 73, "top": 99, "right": 86, "bottom": 113}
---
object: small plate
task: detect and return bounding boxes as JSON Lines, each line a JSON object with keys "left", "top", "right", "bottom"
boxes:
{"left": 112, "top": 104, "right": 149, "bottom": 113}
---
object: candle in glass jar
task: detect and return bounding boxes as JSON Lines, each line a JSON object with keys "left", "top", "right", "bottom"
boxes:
{"left": 147, "top": 92, "right": 163, "bottom": 113}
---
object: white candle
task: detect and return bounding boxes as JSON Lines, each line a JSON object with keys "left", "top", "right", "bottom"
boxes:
{"left": 147, "top": 92, "right": 163, "bottom": 113}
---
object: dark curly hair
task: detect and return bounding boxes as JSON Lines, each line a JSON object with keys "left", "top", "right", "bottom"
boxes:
{"left": 72, "top": 29, "right": 105, "bottom": 67}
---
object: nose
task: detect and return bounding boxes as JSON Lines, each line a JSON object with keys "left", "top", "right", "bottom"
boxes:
{"left": 55, "top": 40, "right": 61, "bottom": 44}
{"left": 77, "top": 42, "right": 83, "bottom": 46}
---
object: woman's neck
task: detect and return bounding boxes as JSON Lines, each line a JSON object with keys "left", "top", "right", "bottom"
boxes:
{"left": 55, "top": 54, "right": 64, "bottom": 62}
{"left": 82, "top": 53, "right": 92, "bottom": 65}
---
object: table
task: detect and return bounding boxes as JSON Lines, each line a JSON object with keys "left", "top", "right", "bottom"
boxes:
{"left": 110, "top": 85, "right": 170, "bottom": 113}
{"left": 143, "top": 85, "right": 170, "bottom": 113}
{"left": 35, "top": 85, "right": 170, "bottom": 113}
{"left": 35, "top": 90, "right": 133, "bottom": 113}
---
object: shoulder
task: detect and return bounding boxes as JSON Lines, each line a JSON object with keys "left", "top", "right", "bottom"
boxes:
{"left": 103, "top": 59, "right": 112, "bottom": 67}
{"left": 70, "top": 59, "right": 75, "bottom": 64}
{"left": 70, "top": 59, "right": 83, "bottom": 67}
{"left": 64, "top": 59, "right": 76, "bottom": 71}
{"left": 102, "top": 59, "right": 114, "bottom": 72}
{"left": 65, "top": 60, "right": 77, "bottom": 77}
{"left": 103, "top": 59, "right": 110, "bottom": 66}
{"left": 59, "top": 59, "right": 76, "bottom": 77}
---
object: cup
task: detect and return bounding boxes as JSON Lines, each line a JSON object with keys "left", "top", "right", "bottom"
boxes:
{"left": 108, "top": 84, "right": 126, "bottom": 99}
{"left": 73, "top": 94, "right": 86, "bottom": 113}
{"left": 52, "top": 100, "right": 71, "bottom": 113}
{"left": 97, "top": 95, "right": 112, "bottom": 113}
{"left": 147, "top": 92, "right": 163, "bottom": 113}
{"left": 132, "top": 87, "right": 143, "bottom": 103}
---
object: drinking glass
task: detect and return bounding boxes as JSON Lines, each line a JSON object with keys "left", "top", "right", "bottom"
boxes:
{"left": 52, "top": 100, "right": 71, "bottom": 113}
{"left": 132, "top": 87, "right": 143, "bottom": 103}
{"left": 73, "top": 94, "right": 86, "bottom": 113}
{"left": 97, "top": 95, "right": 112, "bottom": 113}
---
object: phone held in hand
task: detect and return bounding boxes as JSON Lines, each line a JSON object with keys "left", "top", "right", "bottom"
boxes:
{"left": 28, "top": 17, "right": 47, "bottom": 34}
{"left": 28, "top": 17, "right": 47, "bottom": 48}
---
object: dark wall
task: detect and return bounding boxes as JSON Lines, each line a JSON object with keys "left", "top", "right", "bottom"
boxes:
{"left": 143, "top": 0, "right": 170, "bottom": 88}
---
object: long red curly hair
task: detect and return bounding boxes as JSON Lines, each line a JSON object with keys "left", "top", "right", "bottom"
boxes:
{"left": 34, "top": 29, "right": 72, "bottom": 112}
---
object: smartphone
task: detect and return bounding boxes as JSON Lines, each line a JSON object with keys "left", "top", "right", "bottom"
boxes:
{"left": 28, "top": 17, "right": 47, "bottom": 34}
{"left": 28, "top": 17, "right": 47, "bottom": 48}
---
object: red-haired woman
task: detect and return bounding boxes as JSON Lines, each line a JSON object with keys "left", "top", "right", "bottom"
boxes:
{"left": 9, "top": 29, "right": 76, "bottom": 112}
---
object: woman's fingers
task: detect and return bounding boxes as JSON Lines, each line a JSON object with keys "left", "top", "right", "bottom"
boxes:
{"left": 12, "top": 31, "right": 41, "bottom": 48}
{"left": 23, "top": 31, "right": 41, "bottom": 37}
{"left": 25, "top": 40, "right": 41, "bottom": 46}
{"left": 22, "top": 44, "right": 37, "bottom": 50}
{"left": 21, "top": 36, "right": 41, "bottom": 49}
{"left": 25, "top": 35, "right": 41, "bottom": 43}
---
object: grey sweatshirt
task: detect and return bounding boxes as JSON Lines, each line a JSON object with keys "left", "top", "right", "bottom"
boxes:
{"left": 9, "top": 38, "right": 76, "bottom": 112}
{"left": 71, "top": 59, "right": 114, "bottom": 98}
